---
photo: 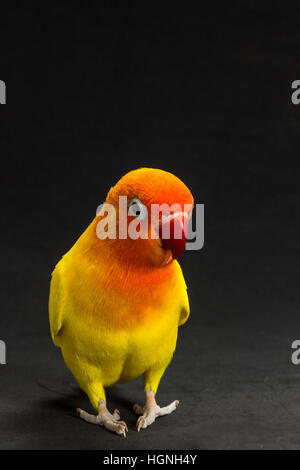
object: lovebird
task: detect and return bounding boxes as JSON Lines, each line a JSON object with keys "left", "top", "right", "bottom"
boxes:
{"left": 49, "top": 168, "right": 194, "bottom": 436}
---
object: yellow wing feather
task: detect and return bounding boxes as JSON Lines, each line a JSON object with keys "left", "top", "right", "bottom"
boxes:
{"left": 49, "top": 260, "right": 65, "bottom": 346}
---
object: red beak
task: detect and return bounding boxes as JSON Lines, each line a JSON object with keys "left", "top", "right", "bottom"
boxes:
{"left": 158, "top": 213, "right": 188, "bottom": 260}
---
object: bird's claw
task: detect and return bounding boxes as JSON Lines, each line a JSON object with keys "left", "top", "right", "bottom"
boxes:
{"left": 102, "top": 416, "right": 128, "bottom": 437}
{"left": 133, "top": 403, "right": 144, "bottom": 415}
{"left": 115, "top": 420, "right": 128, "bottom": 437}
{"left": 113, "top": 409, "right": 120, "bottom": 420}
{"left": 136, "top": 415, "right": 146, "bottom": 432}
{"left": 135, "top": 399, "right": 179, "bottom": 431}
{"left": 76, "top": 406, "right": 128, "bottom": 437}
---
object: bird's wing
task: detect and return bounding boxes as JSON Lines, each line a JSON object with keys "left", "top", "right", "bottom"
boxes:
{"left": 174, "top": 261, "right": 190, "bottom": 326}
{"left": 49, "top": 262, "right": 64, "bottom": 345}
{"left": 178, "top": 286, "right": 190, "bottom": 326}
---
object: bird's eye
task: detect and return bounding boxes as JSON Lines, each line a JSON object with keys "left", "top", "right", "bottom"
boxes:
{"left": 128, "top": 198, "right": 147, "bottom": 220}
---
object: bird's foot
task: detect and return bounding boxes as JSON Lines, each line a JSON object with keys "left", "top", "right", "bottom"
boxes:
{"left": 133, "top": 390, "right": 179, "bottom": 432}
{"left": 77, "top": 400, "right": 128, "bottom": 437}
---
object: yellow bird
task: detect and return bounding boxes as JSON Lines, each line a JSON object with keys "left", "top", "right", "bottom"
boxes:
{"left": 49, "top": 168, "right": 194, "bottom": 436}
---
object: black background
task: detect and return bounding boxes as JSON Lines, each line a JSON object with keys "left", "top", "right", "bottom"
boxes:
{"left": 1, "top": 1, "right": 300, "bottom": 450}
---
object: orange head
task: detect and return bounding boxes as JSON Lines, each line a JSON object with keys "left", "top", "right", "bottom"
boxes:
{"left": 95, "top": 168, "right": 194, "bottom": 268}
